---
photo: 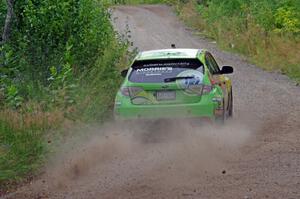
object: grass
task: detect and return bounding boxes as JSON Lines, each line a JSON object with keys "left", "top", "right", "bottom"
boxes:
{"left": 0, "top": 107, "right": 64, "bottom": 188}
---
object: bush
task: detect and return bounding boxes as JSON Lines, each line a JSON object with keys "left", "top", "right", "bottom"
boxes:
{"left": 0, "top": 0, "right": 127, "bottom": 185}
{"left": 0, "top": 0, "right": 121, "bottom": 108}
{"left": 205, "top": 0, "right": 300, "bottom": 34}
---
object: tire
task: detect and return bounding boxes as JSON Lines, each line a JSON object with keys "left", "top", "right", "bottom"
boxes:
{"left": 215, "top": 98, "right": 226, "bottom": 125}
{"left": 228, "top": 88, "right": 233, "bottom": 118}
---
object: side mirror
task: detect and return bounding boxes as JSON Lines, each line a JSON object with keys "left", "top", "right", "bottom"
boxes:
{"left": 220, "top": 66, "right": 233, "bottom": 74}
{"left": 121, "top": 69, "right": 129, "bottom": 78}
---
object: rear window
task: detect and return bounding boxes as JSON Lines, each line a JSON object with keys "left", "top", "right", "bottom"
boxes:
{"left": 129, "top": 59, "right": 204, "bottom": 83}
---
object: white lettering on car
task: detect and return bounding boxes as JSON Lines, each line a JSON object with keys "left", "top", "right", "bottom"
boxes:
{"left": 136, "top": 67, "right": 173, "bottom": 73}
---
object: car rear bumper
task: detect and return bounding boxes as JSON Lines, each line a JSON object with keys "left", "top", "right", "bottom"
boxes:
{"left": 114, "top": 101, "right": 217, "bottom": 120}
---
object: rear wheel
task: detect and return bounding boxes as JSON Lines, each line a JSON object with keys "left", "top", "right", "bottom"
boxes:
{"left": 228, "top": 88, "right": 233, "bottom": 118}
{"left": 215, "top": 98, "right": 226, "bottom": 124}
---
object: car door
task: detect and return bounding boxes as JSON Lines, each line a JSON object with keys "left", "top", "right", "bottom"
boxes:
{"left": 205, "top": 52, "right": 229, "bottom": 110}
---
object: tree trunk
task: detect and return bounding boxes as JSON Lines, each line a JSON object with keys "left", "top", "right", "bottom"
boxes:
{"left": 1, "top": 0, "right": 14, "bottom": 45}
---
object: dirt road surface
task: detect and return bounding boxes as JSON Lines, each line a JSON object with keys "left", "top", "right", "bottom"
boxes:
{"left": 4, "top": 5, "right": 300, "bottom": 199}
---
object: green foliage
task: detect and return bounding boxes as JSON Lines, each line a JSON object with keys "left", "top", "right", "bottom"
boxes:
{"left": 0, "top": 1, "right": 6, "bottom": 33}
{"left": 1, "top": 0, "right": 120, "bottom": 107}
{"left": 274, "top": 6, "right": 300, "bottom": 33}
{"left": 187, "top": 0, "right": 300, "bottom": 82}
{"left": 5, "top": 85, "right": 23, "bottom": 109}
{"left": 0, "top": 120, "right": 44, "bottom": 182}
{"left": 47, "top": 42, "right": 78, "bottom": 107}
{"left": 0, "top": 0, "right": 128, "bottom": 186}
{"left": 77, "top": 45, "right": 126, "bottom": 121}
{"left": 197, "top": 0, "right": 300, "bottom": 34}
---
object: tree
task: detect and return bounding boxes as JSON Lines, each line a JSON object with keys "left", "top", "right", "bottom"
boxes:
{"left": 1, "top": 0, "right": 14, "bottom": 45}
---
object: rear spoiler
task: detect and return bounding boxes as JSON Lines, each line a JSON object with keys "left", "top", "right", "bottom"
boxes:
{"left": 131, "top": 58, "right": 203, "bottom": 69}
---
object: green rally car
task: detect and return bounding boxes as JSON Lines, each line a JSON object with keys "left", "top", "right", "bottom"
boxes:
{"left": 114, "top": 48, "right": 234, "bottom": 122}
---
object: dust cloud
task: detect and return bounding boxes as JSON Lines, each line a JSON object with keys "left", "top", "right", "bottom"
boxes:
{"left": 11, "top": 119, "right": 252, "bottom": 198}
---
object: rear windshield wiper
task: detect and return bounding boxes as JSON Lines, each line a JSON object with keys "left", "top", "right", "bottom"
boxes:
{"left": 164, "top": 76, "right": 194, "bottom": 83}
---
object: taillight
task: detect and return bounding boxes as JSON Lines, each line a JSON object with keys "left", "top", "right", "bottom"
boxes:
{"left": 120, "top": 87, "right": 130, "bottom": 96}
{"left": 120, "top": 87, "right": 144, "bottom": 97}
{"left": 209, "top": 76, "right": 216, "bottom": 85}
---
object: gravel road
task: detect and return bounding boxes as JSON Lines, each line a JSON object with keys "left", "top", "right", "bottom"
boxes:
{"left": 5, "top": 5, "right": 300, "bottom": 199}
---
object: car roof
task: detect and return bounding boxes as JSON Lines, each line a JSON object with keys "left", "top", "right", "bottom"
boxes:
{"left": 135, "top": 48, "right": 205, "bottom": 61}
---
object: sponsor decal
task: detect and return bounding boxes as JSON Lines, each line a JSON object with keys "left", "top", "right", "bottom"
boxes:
{"left": 136, "top": 62, "right": 193, "bottom": 73}
{"left": 176, "top": 69, "right": 204, "bottom": 95}
{"left": 136, "top": 67, "right": 172, "bottom": 73}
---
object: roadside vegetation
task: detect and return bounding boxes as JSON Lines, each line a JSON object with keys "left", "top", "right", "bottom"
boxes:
{"left": 176, "top": 0, "right": 300, "bottom": 83}
{"left": 0, "top": 0, "right": 128, "bottom": 190}
{"left": 116, "top": 0, "right": 300, "bottom": 83}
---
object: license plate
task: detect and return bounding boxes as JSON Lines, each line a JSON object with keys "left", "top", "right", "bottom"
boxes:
{"left": 156, "top": 91, "right": 176, "bottom": 101}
